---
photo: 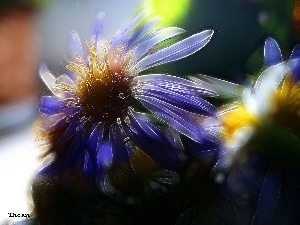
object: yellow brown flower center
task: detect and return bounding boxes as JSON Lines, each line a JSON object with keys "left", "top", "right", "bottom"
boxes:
{"left": 65, "top": 44, "right": 133, "bottom": 127}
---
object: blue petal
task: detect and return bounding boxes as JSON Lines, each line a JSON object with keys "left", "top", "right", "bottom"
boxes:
{"left": 109, "top": 10, "right": 150, "bottom": 53}
{"left": 70, "top": 31, "right": 84, "bottom": 61}
{"left": 109, "top": 124, "right": 132, "bottom": 165}
{"left": 186, "top": 136, "right": 219, "bottom": 158}
{"left": 54, "top": 118, "right": 80, "bottom": 150}
{"left": 87, "top": 123, "right": 104, "bottom": 152}
{"left": 121, "top": 111, "right": 184, "bottom": 170}
{"left": 97, "top": 141, "right": 113, "bottom": 169}
{"left": 290, "top": 44, "right": 300, "bottom": 82}
{"left": 126, "top": 17, "right": 161, "bottom": 51}
{"left": 134, "top": 74, "right": 216, "bottom": 97}
{"left": 252, "top": 163, "right": 281, "bottom": 225}
{"left": 38, "top": 161, "right": 61, "bottom": 177}
{"left": 131, "top": 30, "right": 213, "bottom": 72}
{"left": 46, "top": 107, "right": 81, "bottom": 131}
{"left": 135, "top": 84, "right": 216, "bottom": 116}
{"left": 40, "top": 96, "right": 74, "bottom": 115}
{"left": 84, "top": 123, "right": 104, "bottom": 174}
{"left": 83, "top": 151, "right": 99, "bottom": 182}
{"left": 92, "top": 13, "right": 105, "bottom": 46}
{"left": 62, "top": 125, "right": 88, "bottom": 170}
{"left": 264, "top": 38, "right": 282, "bottom": 67}
{"left": 135, "top": 94, "right": 204, "bottom": 142}
{"left": 221, "top": 157, "right": 267, "bottom": 202}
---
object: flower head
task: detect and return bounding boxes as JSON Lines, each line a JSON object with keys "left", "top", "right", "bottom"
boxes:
{"left": 191, "top": 38, "right": 300, "bottom": 224}
{"left": 38, "top": 11, "right": 215, "bottom": 186}
{"left": 218, "top": 38, "right": 300, "bottom": 160}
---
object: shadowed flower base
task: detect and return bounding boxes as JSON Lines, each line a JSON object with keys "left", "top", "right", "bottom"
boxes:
{"left": 32, "top": 156, "right": 241, "bottom": 225}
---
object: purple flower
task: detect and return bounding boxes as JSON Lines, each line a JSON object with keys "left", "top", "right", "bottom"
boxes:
{"left": 38, "top": 11, "right": 215, "bottom": 186}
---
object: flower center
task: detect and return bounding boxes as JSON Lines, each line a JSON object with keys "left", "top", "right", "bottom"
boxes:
{"left": 220, "top": 104, "right": 259, "bottom": 144}
{"left": 66, "top": 45, "right": 132, "bottom": 127}
{"left": 271, "top": 75, "right": 300, "bottom": 137}
{"left": 219, "top": 75, "right": 300, "bottom": 162}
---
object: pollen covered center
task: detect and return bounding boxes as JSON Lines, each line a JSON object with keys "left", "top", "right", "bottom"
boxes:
{"left": 220, "top": 104, "right": 259, "bottom": 144}
{"left": 66, "top": 44, "right": 132, "bottom": 126}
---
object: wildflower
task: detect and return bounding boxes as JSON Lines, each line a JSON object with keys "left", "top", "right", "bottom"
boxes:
{"left": 38, "top": 11, "right": 215, "bottom": 187}
{"left": 192, "top": 38, "right": 300, "bottom": 224}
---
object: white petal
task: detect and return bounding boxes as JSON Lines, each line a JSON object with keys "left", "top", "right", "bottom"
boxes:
{"left": 57, "top": 74, "right": 75, "bottom": 86}
{"left": 190, "top": 74, "right": 243, "bottom": 97}
{"left": 39, "top": 64, "right": 58, "bottom": 95}
{"left": 251, "top": 61, "right": 290, "bottom": 116}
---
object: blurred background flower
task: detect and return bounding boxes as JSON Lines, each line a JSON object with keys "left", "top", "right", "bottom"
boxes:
{"left": 190, "top": 38, "right": 300, "bottom": 225}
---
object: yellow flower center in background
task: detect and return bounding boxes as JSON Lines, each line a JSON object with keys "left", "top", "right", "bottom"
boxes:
{"left": 220, "top": 75, "right": 300, "bottom": 148}
{"left": 271, "top": 75, "right": 300, "bottom": 137}
{"left": 220, "top": 104, "right": 259, "bottom": 145}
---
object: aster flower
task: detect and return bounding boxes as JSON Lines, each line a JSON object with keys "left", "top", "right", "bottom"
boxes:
{"left": 191, "top": 38, "right": 300, "bottom": 224}
{"left": 38, "top": 11, "right": 216, "bottom": 188}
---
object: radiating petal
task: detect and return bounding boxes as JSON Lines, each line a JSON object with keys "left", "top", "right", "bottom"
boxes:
{"left": 186, "top": 136, "right": 219, "bottom": 158}
{"left": 92, "top": 12, "right": 105, "bottom": 46}
{"left": 121, "top": 111, "right": 184, "bottom": 170}
{"left": 134, "top": 74, "right": 216, "bottom": 97}
{"left": 109, "top": 10, "right": 150, "bottom": 52}
{"left": 40, "top": 96, "right": 66, "bottom": 114}
{"left": 135, "top": 95, "right": 204, "bottom": 142}
{"left": 39, "top": 65, "right": 73, "bottom": 98}
{"left": 290, "top": 44, "right": 300, "bottom": 82}
{"left": 70, "top": 31, "right": 84, "bottom": 61}
{"left": 109, "top": 124, "right": 132, "bottom": 164}
{"left": 135, "top": 84, "right": 215, "bottom": 116}
{"left": 154, "top": 170, "right": 179, "bottom": 185}
{"left": 249, "top": 61, "right": 291, "bottom": 116}
{"left": 83, "top": 151, "right": 99, "bottom": 181}
{"left": 221, "top": 156, "right": 267, "bottom": 203}
{"left": 39, "top": 64, "right": 59, "bottom": 96}
{"left": 126, "top": 17, "right": 161, "bottom": 51}
{"left": 97, "top": 141, "right": 113, "bottom": 169}
{"left": 57, "top": 74, "right": 75, "bottom": 86}
{"left": 131, "top": 30, "right": 213, "bottom": 72}
{"left": 54, "top": 119, "right": 80, "bottom": 150}
{"left": 264, "top": 38, "right": 282, "bottom": 67}
{"left": 251, "top": 163, "right": 281, "bottom": 225}
{"left": 52, "top": 126, "right": 87, "bottom": 173}
{"left": 189, "top": 74, "right": 243, "bottom": 97}
{"left": 88, "top": 123, "right": 104, "bottom": 152}
{"left": 43, "top": 107, "right": 80, "bottom": 127}
{"left": 131, "top": 27, "right": 185, "bottom": 63}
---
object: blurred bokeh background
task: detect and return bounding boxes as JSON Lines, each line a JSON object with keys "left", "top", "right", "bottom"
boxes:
{"left": 0, "top": 0, "right": 297, "bottom": 223}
